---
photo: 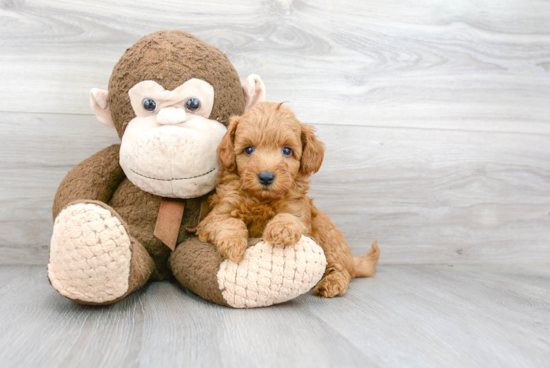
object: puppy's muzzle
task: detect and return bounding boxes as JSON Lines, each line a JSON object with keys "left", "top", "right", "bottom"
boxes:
{"left": 258, "top": 171, "right": 275, "bottom": 185}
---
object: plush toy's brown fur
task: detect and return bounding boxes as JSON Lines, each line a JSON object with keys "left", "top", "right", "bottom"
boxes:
{"left": 197, "top": 102, "right": 380, "bottom": 297}
{"left": 108, "top": 31, "right": 245, "bottom": 137}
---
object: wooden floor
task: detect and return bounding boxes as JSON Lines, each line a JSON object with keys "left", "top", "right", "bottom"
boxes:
{"left": 0, "top": 264, "right": 549, "bottom": 367}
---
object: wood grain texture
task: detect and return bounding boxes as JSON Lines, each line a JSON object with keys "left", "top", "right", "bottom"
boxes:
{"left": 0, "top": 112, "right": 119, "bottom": 264}
{"left": 2, "top": 112, "right": 548, "bottom": 264}
{"left": 299, "top": 264, "right": 550, "bottom": 367}
{"left": 0, "top": 0, "right": 549, "bottom": 132}
{"left": 0, "top": 0, "right": 549, "bottom": 264}
{"left": 0, "top": 265, "right": 548, "bottom": 367}
{"left": 310, "top": 124, "right": 550, "bottom": 263}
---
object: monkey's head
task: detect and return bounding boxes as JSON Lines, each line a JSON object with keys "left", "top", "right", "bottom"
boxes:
{"left": 90, "top": 30, "right": 265, "bottom": 198}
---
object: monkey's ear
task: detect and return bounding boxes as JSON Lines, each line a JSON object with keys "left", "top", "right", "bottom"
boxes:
{"left": 90, "top": 88, "right": 115, "bottom": 128}
{"left": 217, "top": 116, "right": 240, "bottom": 172}
{"left": 300, "top": 124, "right": 325, "bottom": 176}
{"left": 242, "top": 74, "right": 265, "bottom": 112}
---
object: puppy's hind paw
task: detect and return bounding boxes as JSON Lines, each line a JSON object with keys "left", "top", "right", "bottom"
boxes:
{"left": 217, "top": 236, "right": 248, "bottom": 263}
{"left": 313, "top": 271, "right": 350, "bottom": 298}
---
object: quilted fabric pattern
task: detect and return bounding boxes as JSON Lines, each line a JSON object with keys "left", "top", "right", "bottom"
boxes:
{"left": 48, "top": 203, "right": 132, "bottom": 303}
{"left": 217, "top": 236, "right": 327, "bottom": 308}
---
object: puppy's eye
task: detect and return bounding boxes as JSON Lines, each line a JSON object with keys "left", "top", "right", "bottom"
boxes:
{"left": 185, "top": 98, "right": 201, "bottom": 112}
{"left": 245, "top": 146, "right": 255, "bottom": 156}
{"left": 143, "top": 99, "right": 157, "bottom": 112}
{"left": 282, "top": 146, "right": 292, "bottom": 156}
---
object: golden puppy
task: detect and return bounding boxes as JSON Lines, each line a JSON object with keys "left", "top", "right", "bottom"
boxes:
{"left": 197, "top": 102, "right": 380, "bottom": 297}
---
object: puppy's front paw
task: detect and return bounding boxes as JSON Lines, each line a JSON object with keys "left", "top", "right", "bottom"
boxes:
{"left": 196, "top": 227, "right": 208, "bottom": 243}
{"left": 313, "top": 271, "right": 350, "bottom": 298}
{"left": 263, "top": 218, "right": 303, "bottom": 246}
{"left": 216, "top": 236, "right": 248, "bottom": 263}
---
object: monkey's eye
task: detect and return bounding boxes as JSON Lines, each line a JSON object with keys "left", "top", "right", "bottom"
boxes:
{"left": 185, "top": 98, "right": 201, "bottom": 112}
{"left": 245, "top": 146, "right": 255, "bottom": 156}
{"left": 282, "top": 146, "right": 293, "bottom": 156}
{"left": 143, "top": 99, "right": 157, "bottom": 112}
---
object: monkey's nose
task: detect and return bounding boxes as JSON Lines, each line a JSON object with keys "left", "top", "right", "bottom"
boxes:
{"left": 157, "top": 107, "right": 187, "bottom": 125}
{"left": 258, "top": 172, "right": 275, "bottom": 185}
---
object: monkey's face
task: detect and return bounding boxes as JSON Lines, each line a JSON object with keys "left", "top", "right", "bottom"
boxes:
{"left": 119, "top": 79, "right": 226, "bottom": 198}
{"left": 89, "top": 31, "right": 266, "bottom": 199}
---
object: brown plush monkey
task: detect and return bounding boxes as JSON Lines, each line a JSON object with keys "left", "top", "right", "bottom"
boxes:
{"left": 48, "top": 30, "right": 326, "bottom": 308}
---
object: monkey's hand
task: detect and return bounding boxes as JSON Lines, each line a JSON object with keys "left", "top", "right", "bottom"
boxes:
{"left": 263, "top": 213, "right": 305, "bottom": 247}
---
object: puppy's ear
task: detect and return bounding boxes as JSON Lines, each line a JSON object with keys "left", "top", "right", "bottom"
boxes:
{"left": 217, "top": 116, "right": 240, "bottom": 172}
{"left": 300, "top": 124, "right": 325, "bottom": 175}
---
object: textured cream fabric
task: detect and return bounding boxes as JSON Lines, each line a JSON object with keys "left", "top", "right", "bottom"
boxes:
{"left": 156, "top": 107, "right": 188, "bottom": 125}
{"left": 90, "top": 88, "right": 114, "bottom": 127}
{"left": 217, "top": 236, "right": 327, "bottom": 308}
{"left": 128, "top": 79, "right": 214, "bottom": 119}
{"left": 119, "top": 114, "right": 227, "bottom": 199}
{"left": 242, "top": 74, "right": 266, "bottom": 111}
{"left": 48, "top": 203, "right": 132, "bottom": 303}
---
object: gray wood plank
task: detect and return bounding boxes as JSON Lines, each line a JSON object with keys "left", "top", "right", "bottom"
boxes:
{"left": 2, "top": 112, "right": 548, "bottom": 264}
{"left": 1, "top": 265, "right": 549, "bottom": 368}
{"left": 1, "top": 0, "right": 549, "bottom": 265}
{"left": 0, "top": 112, "right": 119, "bottom": 264}
{"left": 0, "top": 266, "right": 146, "bottom": 367}
{"left": 138, "top": 282, "right": 376, "bottom": 368}
{"left": 0, "top": 0, "right": 549, "bottom": 134}
{"left": 298, "top": 264, "right": 550, "bottom": 368}
{"left": 0, "top": 265, "right": 376, "bottom": 368}
{"left": 310, "top": 124, "right": 550, "bottom": 264}
{"left": 1, "top": 112, "right": 119, "bottom": 167}
{"left": 448, "top": 264, "right": 550, "bottom": 291}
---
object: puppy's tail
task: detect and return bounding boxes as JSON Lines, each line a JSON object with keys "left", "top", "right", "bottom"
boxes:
{"left": 353, "top": 241, "right": 380, "bottom": 278}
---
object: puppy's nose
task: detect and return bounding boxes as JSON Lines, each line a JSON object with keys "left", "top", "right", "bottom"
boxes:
{"left": 258, "top": 171, "right": 275, "bottom": 185}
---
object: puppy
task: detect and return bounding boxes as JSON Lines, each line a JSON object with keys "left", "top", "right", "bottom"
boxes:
{"left": 197, "top": 102, "right": 380, "bottom": 297}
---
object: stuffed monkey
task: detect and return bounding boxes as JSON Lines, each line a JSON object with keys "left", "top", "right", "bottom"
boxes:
{"left": 48, "top": 30, "right": 327, "bottom": 308}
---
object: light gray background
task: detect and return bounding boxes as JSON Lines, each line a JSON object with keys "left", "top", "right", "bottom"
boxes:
{"left": 0, "top": 1, "right": 549, "bottom": 367}
{"left": 2, "top": 0, "right": 549, "bottom": 266}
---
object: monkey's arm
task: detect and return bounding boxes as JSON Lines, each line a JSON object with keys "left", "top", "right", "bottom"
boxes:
{"left": 52, "top": 144, "right": 126, "bottom": 219}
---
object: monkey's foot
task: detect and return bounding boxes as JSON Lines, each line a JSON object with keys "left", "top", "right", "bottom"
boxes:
{"left": 48, "top": 202, "right": 153, "bottom": 305}
{"left": 171, "top": 236, "right": 327, "bottom": 308}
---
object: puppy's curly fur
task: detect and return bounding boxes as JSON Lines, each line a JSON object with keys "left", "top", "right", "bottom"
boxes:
{"left": 197, "top": 102, "right": 380, "bottom": 298}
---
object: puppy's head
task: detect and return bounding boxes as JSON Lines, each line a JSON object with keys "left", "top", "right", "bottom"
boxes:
{"left": 218, "top": 102, "right": 325, "bottom": 199}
